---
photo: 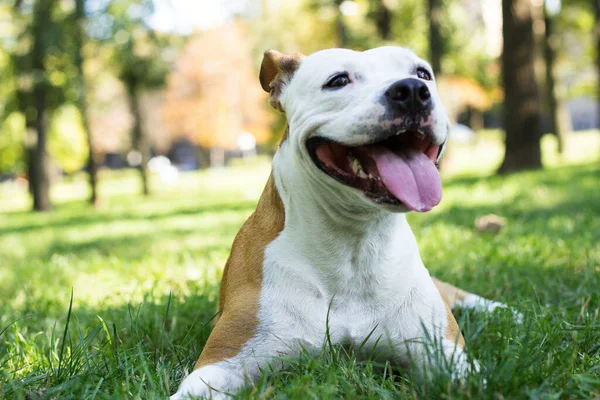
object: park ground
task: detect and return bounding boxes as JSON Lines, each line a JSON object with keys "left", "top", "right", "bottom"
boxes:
{"left": 1, "top": 131, "right": 599, "bottom": 399}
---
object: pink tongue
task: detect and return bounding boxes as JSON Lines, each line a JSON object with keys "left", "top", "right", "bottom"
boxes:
{"left": 370, "top": 146, "right": 442, "bottom": 212}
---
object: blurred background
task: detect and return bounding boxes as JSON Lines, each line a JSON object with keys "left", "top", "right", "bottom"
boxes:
{"left": 0, "top": 0, "right": 598, "bottom": 211}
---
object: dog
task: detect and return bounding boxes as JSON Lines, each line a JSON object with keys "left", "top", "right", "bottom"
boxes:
{"left": 171, "top": 46, "right": 510, "bottom": 399}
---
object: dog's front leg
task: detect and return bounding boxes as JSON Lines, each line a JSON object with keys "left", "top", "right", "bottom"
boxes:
{"left": 437, "top": 302, "right": 479, "bottom": 380}
{"left": 171, "top": 311, "right": 250, "bottom": 399}
{"left": 170, "top": 339, "right": 301, "bottom": 400}
{"left": 170, "top": 362, "right": 245, "bottom": 400}
{"left": 171, "top": 311, "right": 303, "bottom": 400}
{"left": 398, "top": 298, "right": 478, "bottom": 382}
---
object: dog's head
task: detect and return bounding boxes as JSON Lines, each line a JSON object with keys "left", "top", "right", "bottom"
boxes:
{"left": 261, "top": 47, "right": 450, "bottom": 213}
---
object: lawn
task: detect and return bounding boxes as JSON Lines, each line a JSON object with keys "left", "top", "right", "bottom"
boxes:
{"left": 1, "top": 135, "right": 599, "bottom": 399}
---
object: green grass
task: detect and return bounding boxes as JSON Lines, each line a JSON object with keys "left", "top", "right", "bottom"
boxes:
{"left": 1, "top": 143, "right": 600, "bottom": 398}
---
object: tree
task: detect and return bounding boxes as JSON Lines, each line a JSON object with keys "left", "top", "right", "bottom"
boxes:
{"left": 309, "top": 0, "right": 350, "bottom": 47}
{"left": 426, "top": 0, "right": 444, "bottom": 74}
{"left": 9, "top": 0, "right": 86, "bottom": 210}
{"left": 100, "top": 0, "right": 173, "bottom": 195}
{"left": 73, "top": 0, "right": 99, "bottom": 205}
{"left": 29, "top": 0, "right": 56, "bottom": 211}
{"left": 369, "top": 0, "right": 393, "bottom": 41}
{"left": 124, "top": 72, "right": 149, "bottom": 192}
{"left": 9, "top": 5, "right": 39, "bottom": 195}
{"left": 498, "top": 0, "right": 543, "bottom": 173}
{"left": 543, "top": 2, "right": 570, "bottom": 155}
{"left": 334, "top": 0, "right": 349, "bottom": 47}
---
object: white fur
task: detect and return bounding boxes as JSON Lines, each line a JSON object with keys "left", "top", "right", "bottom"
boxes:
{"left": 457, "top": 293, "right": 507, "bottom": 313}
{"left": 457, "top": 293, "right": 523, "bottom": 323}
{"left": 172, "top": 47, "right": 474, "bottom": 399}
{"left": 171, "top": 364, "right": 244, "bottom": 400}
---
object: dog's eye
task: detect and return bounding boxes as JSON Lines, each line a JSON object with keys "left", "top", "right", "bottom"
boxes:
{"left": 324, "top": 73, "right": 351, "bottom": 89}
{"left": 416, "top": 67, "right": 432, "bottom": 81}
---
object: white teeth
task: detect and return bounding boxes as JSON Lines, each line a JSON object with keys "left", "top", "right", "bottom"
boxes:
{"left": 349, "top": 156, "right": 369, "bottom": 178}
{"left": 351, "top": 158, "right": 361, "bottom": 174}
{"left": 367, "top": 173, "right": 381, "bottom": 181}
{"left": 348, "top": 154, "right": 380, "bottom": 180}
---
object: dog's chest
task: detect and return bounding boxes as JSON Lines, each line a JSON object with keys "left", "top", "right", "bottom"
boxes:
{"left": 260, "top": 240, "right": 440, "bottom": 354}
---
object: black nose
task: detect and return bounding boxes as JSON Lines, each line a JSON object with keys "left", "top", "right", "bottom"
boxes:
{"left": 385, "top": 78, "right": 432, "bottom": 111}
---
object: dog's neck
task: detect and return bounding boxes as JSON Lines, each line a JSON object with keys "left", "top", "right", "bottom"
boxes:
{"left": 269, "top": 148, "right": 423, "bottom": 291}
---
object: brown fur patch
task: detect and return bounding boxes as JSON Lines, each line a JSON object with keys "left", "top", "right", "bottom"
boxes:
{"left": 259, "top": 49, "right": 305, "bottom": 112}
{"left": 432, "top": 277, "right": 469, "bottom": 309}
{"left": 194, "top": 173, "right": 285, "bottom": 369}
{"left": 434, "top": 278, "right": 467, "bottom": 347}
{"left": 279, "top": 125, "right": 289, "bottom": 145}
{"left": 444, "top": 302, "right": 466, "bottom": 347}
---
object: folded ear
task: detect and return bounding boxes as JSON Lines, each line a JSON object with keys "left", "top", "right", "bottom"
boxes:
{"left": 259, "top": 49, "right": 305, "bottom": 112}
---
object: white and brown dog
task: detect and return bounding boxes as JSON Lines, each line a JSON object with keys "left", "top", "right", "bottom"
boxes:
{"left": 171, "top": 46, "right": 508, "bottom": 399}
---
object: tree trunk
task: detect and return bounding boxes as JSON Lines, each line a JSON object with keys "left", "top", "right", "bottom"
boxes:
{"left": 26, "top": 129, "right": 36, "bottom": 196}
{"left": 16, "top": 92, "right": 37, "bottom": 196}
{"left": 426, "top": 0, "right": 444, "bottom": 74}
{"left": 126, "top": 78, "right": 150, "bottom": 196}
{"left": 371, "top": 0, "right": 392, "bottom": 41}
{"left": 209, "top": 147, "right": 225, "bottom": 168}
{"left": 73, "top": 0, "right": 99, "bottom": 205}
{"left": 543, "top": 6, "right": 570, "bottom": 155}
{"left": 12, "top": 3, "right": 35, "bottom": 197}
{"left": 469, "top": 107, "right": 484, "bottom": 132}
{"left": 334, "top": 0, "right": 349, "bottom": 47}
{"left": 30, "top": 0, "right": 54, "bottom": 211}
{"left": 498, "top": 0, "right": 543, "bottom": 173}
{"left": 593, "top": 0, "right": 600, "bottom": 132}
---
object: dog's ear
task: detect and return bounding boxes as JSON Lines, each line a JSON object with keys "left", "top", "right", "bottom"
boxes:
{"left": 260, "top": 49, "right": 305, "bottom": 112}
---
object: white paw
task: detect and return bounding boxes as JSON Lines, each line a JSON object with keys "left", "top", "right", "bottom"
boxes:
{"left": 443, "top": 342, "right": 476, "bottom": 381}
{"left": 171, "top": 364, "right": 242, "bottom": 400}
{"left": 457, "top": 294, "right": 523, "bottom": 323}
{"left": 447, "top": 349, "right": 486, "bottom": 387}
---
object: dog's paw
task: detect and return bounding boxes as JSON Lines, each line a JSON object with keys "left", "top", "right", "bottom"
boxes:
{"left": 171, "top": 364, "right": 241, "bottom": 400}
{"left": 456, "top": 294, "right": 523, "bottom": 323}
{"left": 444, "top": 342, "right": 478, "bottom": 381}
{"left": 450, "top": 354, "right": 487, "bottom": 388}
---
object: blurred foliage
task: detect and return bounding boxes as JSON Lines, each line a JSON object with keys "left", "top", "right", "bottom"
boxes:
{"left": 554, "top": 1, "right": 596, "bottom": 97}
{"left": 98, "top": 0, "right": 175, "bottom": 90}
{"left": 0, "top": 113, "right": 26, "bottom": 174}
{"left": 0, "top": 0, "right": 597, "bottom": 175}
{"left": 4, "top": 0, "right": 76, "bottom": 113}
{"left": 162, "top": 23, "right": 272, "bottom": 150}
{"left": 48, "top": 104, "right": 89, "bottom": 173}
{"left": 0, "top": 105, "right": 89, "bottom": 175}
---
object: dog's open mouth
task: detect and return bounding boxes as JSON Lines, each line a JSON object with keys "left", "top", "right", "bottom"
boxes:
{"left": 307, "top": 130, "right": 442, "bottom": 212}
